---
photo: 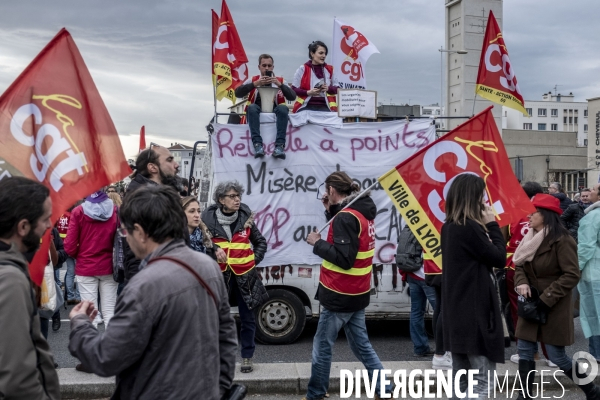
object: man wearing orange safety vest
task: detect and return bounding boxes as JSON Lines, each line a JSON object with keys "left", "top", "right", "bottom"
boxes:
{"left": 234, "top": 54, "right": 296, "bottom": 160}
{"left": 305, "top": 172, "right": 390, "bottom": 400}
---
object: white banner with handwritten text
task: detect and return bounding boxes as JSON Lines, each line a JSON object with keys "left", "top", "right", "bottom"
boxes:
{"left": 211, "top": 120, "right": 435, "bottom": 266}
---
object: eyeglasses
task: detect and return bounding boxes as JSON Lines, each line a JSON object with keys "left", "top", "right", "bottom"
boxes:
{"left": 316, "top": 183, "right": 328, "bottom": 200}
{"left": 117, "top": 226, "right": 128, "bottom": 238}
{"left": 146, "top": 142, "right": 160, "bottom": 164}
{"left": 223, "top": 194, "right": 241, "bottom": 200}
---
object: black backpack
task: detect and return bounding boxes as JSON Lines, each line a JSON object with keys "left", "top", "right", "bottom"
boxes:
{"left": 396, "top": 225, "right": 423, "bottom": 273}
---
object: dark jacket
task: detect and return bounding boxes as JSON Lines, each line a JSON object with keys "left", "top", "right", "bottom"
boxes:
{"left": 122, "top": 175, "right": 194, "bottom": 282}
{"left": 68, "top": 240, "right": 237, "bottom": 400}
{"left": 514, "top": 234, "right": 580, "bottom": 346}
{"left": 202, "top": 203, "right": 268, "bottom": 310}
{"left": 0, "top": 242, "right": 60, "bottom": 400}
{"left": 235, "top": 78, "right": 296, "bottom": 107}
{"left": 122, "top": 174, "right": 158, "bottom": 282}
{"left": 313, "top": 193, "right": 377, "bottom": 313}
{"left": 441, "top": 220, "right": 506, "bottom": 363}
{"left": 51, "top": 227, "right": 68, "bottom": 267}
{"left": 551, "top": 192, "right": 572, "bottom": 211}
{"left": 561, "top": 202, "right": 585, "bottom": 242}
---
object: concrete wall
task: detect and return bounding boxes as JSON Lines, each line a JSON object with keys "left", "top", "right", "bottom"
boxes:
{"left": 445, "top": 0, "right": 503, "bottom": 133}
{"left": 503, "top": 129, "right": 587, "bottom": 186}
{"left": 587, "top": 97, "right": 600, "bottom": 187}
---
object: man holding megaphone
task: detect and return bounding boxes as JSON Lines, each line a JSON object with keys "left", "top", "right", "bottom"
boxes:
{"left": 235, "top": 54, "right": 296, "bottom": 160}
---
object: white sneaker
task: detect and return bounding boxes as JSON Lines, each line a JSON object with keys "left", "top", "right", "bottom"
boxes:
{"left": 510, "top": 354, "right": 519, "bottom": 364}
{"left": 432, "top": 352, "right": 453, "bottom": 370}
{"left": 545, "top": 359, "right": 558, "bottom": 368}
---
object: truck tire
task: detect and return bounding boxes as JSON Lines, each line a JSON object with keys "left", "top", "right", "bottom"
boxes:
{"left": 255, "top": 289, "right": 306, "bottom": 345}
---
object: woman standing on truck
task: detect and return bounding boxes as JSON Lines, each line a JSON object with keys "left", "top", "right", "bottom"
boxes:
{"left": 201, "top": 181, "right": 268, "bottom": 374}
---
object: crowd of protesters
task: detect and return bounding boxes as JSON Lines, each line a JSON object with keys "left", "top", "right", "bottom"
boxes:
{"left": 3, "top": 137, "right": 600, "bottom": 399}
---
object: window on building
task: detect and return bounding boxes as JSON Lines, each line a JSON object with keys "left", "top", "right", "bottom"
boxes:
{"left": 523, "top": 123, "right": 532, "bottom": 130}
{"left": 564, "top": 109, "right": 568, "bottom": 113}
{"left": 525, "top": 108, "right": 532, "bottom": 116}
{"left": 551, "top": 109, "right": 558, "bottom": 117}
{"left": 538, "top": 108, "right": 547, "bottom": 117}
{"left": 584, "top": 109, "right": 588, "bottom": 117}
{"left": 538, "top": 123, "right": 547, "bottom": 130}
{"left": 574, "top": 117, "right": 578, "bottom": 124}
{"left": 569, "top": 117, "right": 573, "bottom": 123}
{"left": 551, "top": 124, "right": 558, "bottom": 131}
{"left": 564, "top": 117, "right": 567, "bottom": 123}
{"left": 574, "top": 109, "right": 578, "bottom": 114}
{"left": 584, "top": 124, "right": 588, "bottom": 132}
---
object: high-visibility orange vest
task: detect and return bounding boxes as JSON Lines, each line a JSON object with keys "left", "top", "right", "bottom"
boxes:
{"left": 506, "top": 217, "right": 529, "bottom": 270}
{"left": 240, "top": 75, "right": 288, "bottom": 124}
{"left": 423, "top": 251, "right": 441, "bottom": 275}
{"left": 319, "top": 208, "right": 374, "bottom": 296}
{"left": 213, "top": 227, "right": 255, "bottom": 275}
{"left": 292, "top": 64, "right": 337, "bottom": 113}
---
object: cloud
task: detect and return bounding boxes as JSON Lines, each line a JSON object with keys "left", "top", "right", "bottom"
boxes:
{"left": 0, "top": 0, "right": 598, "bottom": 156}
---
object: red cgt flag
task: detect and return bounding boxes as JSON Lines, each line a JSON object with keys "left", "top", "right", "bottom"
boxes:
{"left": 378, "top": 106, "right": 535, "bottom": 269}
{"left": 0, "top": 28, "right": 131, "bottom": 284}
{"left": 475, "top": 11, "right": 528, "bottom": 116}
{"left": 139, "top": 125, "right": 146, "bottom": 152}
{"left": 213, "top": 0, "right": 248, "bottom": 103}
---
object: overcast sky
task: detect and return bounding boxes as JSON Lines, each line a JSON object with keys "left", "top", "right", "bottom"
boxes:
{"left": 1, "top": 0, "right": 598, "bottom": 158}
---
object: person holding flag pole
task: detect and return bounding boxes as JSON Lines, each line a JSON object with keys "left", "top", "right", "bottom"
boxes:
{"left": 305, "top": 172, "right": 390, "bottom": 400}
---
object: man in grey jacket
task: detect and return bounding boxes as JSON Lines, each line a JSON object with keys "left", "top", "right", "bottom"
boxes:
{"left": 68, "top": 185, "right": 237, "bottom": 400}
{"left": 0, "top": 177, "right": 60, "bottom": 400}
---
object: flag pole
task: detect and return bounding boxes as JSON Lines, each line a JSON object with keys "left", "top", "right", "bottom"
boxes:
{"left": 317, "top": 181, "right": 379, "bottom": 234}
{"left": 471, "top": 93, "right": 477, "bottom": 116}
{"left": 213, "top": 80, "right": 218, "bottom": 124}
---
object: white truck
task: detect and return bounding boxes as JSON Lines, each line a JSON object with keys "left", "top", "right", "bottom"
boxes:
{"left": 199, "top": 116, "right": 436, "bottom": 344}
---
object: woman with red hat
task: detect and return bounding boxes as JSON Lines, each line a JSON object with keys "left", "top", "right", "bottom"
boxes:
{"left": 513, "top": 194, "right": 596, "bottom": 399}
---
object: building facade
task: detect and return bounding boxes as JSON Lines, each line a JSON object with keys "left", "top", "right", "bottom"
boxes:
{"left": 503, "top": 92, "right": 589, "bottom": 147}
{"left": 586, "top": 97, "right": 600, "bottom": 187}
{"left": 167, "top": 143, "right": 206, "bottom": 181}
{"left": 503, "top": 129, "right": 587, "bottom": 195}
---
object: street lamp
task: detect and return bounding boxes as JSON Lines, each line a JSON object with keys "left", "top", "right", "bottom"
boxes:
{"left": 439, "top": 47, "right": 468, "bottom": 127}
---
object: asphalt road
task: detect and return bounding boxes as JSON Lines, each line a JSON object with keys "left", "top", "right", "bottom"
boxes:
{"left": 50, "top": 300, "right": 591, "bottom": 369}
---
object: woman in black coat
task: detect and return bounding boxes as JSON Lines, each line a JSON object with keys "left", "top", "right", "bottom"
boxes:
{"left": 441, "top": 174, "right": 507, "bottom": 397}
{"left": 201, "top": 180, "right": 268, "bottom": 374}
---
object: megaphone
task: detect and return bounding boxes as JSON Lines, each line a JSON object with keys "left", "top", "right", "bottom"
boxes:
{"left": 256, "top": 86, "right": 279, "bottom": 113}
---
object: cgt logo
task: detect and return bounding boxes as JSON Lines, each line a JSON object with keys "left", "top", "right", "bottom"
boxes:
{"left": 339, "top": 25, "right": 368, "bottom": 82}
{"left": 10, "top": 94, "right": 88, "bottom": 192}
{"left": 423, "top": 139, "right": 505, "bottom": 224}
{"left": 484, "top": 34, "right": 522, "bottom": 96}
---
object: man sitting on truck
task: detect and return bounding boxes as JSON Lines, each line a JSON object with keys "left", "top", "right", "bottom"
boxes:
{"left": 305, "top": 171, "right": 390, "bottom": 400}
{"left": 235, "top": 54, "right": 297, "bottom": 160}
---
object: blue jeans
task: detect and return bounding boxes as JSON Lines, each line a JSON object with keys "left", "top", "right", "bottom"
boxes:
{"left": 229, "top": 277, "right": 256, "bottom": 359}
{"left": 450, "top": 353, "right": 495, "bottom": 398}
{"left": 306, "top": 308, "right": 390, "bottom": 399}
{"left": 64, "top": 257, "right": 80, "bottom": 301}
{"left": 408, "top": 275, "right": 437, "bottom": 355}
{"left": 518, "top": 338, "right": 572, "bottom": 371}
{"left": 54, "top": 268, "right": 61, "bottom": 286}
{"left": 247, "top": 103, "right": 288, "bottom": 146}
{"left": 589, "top": 336, "right": 600, "bottom": 360}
